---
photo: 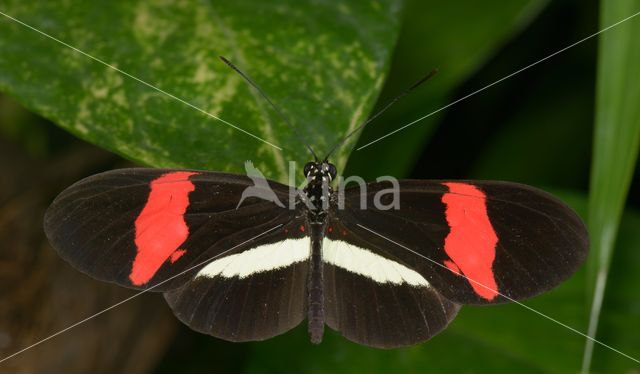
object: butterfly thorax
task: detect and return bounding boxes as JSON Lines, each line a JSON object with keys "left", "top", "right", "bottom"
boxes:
{"left": 302, "top": 161, "right": 337, "bottom": 224}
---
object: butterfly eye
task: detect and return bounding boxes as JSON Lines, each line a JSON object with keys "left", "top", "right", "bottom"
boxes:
{"left": 328, "top": 163, "right": 337, "bottom": 180}
{"left": 303, "top": 162, "right": 314, "bottom": 177}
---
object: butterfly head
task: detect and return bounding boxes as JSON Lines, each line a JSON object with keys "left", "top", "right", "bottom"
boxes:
{"left": 303, "top": 161, "right": 337, "bottom": 183}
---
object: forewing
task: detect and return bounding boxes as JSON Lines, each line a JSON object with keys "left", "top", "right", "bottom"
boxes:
{"left": 44, "top": 168, "right": 297, "bottom": 291}
{"left": 333, "top": 180, "right": 588, "bottom": 304}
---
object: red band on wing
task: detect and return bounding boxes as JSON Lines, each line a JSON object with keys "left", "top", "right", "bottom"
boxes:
{"left": 130, "top": 171, "right": 198, "bottom": 286}
{"left": 443, "top": 260, "right": 461, "bottom": 275}
{"left": 442, "top": 182, "right": 498, "bottom": 300}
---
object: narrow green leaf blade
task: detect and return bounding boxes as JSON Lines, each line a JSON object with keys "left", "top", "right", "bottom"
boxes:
{"left": 583, "top": 2, "right": 640, "bottom": 371}
{"left": 0, "top": 1, "right": 402, "bottom": 182}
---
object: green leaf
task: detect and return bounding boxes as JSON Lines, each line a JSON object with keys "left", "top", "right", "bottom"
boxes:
{"left": 583, "top": 1, "right": 640, "bottom": 371}
{"left": 588, "top": 209, "right": 640, "bottom": 372}
{"left": 346, "top": 0, "right": 549, "bottom": 179}
{"left": 0, "top": 1, "right": 402, "bottom": 182}
{"left": 244, "top": 326, "right": 546, "bottom": 374}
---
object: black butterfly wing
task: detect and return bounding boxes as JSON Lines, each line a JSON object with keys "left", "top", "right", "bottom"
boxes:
{"left": 323, "top": 256, "right": 460, "bottom": 348}
{"left": 44, "top": 168, "right": 301, "bottom": 292}
{"left": 46, "top": 168, "right": 314, "bottom": 341}
{"left": 330, "top": 180, "right": 588, "bottom": 305}
{"left": 322, "top": 189, "right": 462, "bottom": 348}
{"left": 163, "top": 236, "right": 309, "bottom": 342}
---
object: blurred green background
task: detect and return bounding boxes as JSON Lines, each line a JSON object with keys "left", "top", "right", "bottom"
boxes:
{"left": 0, "top": 0, "right": 639, "bottom": 373}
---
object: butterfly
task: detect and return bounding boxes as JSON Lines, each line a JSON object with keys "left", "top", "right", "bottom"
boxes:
{"left": 43, "top": 58, "right": 588, "bottom": 348}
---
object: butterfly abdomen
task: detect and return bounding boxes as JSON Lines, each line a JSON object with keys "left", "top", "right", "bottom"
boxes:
{"left": 308, "top": 222, "right": 325, "bottom": 344}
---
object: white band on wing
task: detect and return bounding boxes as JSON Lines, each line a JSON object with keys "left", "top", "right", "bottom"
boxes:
{"left": 196, "top": 238, "right": 310, "bottom": 279}
{"left": 323, "top": 238, "right": 430, "bottom": 287}
{"left": 195, "top": 236, "right": 429, "bottom": 287}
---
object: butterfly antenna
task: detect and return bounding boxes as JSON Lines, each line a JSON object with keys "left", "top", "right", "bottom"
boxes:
{"left": 323, "top": 69, "right": 438, "bottom": 162}
{"left": 219, "top": 56, "right": 319, "bottom": 161}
